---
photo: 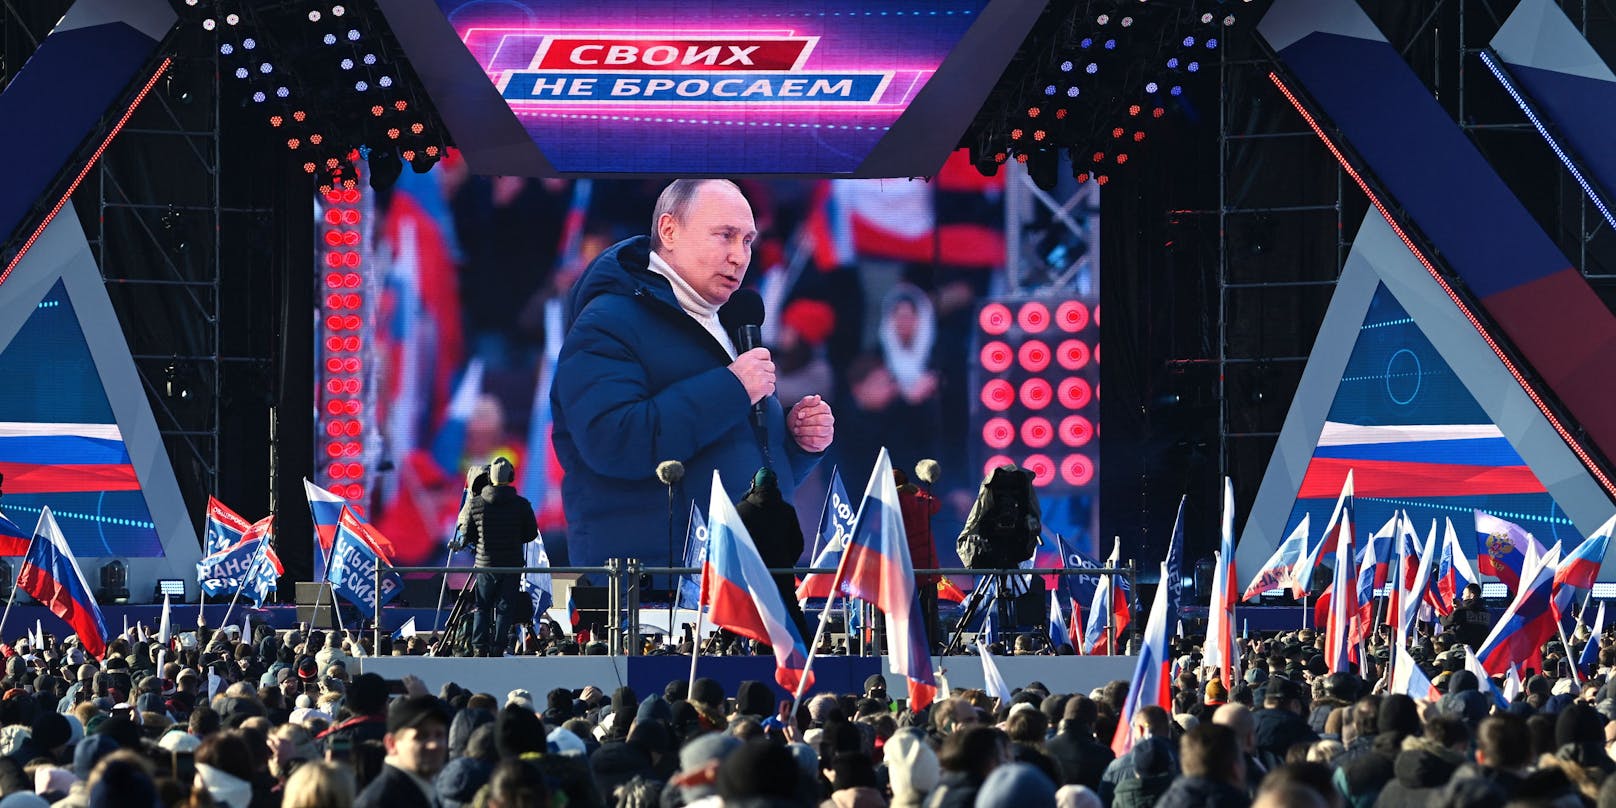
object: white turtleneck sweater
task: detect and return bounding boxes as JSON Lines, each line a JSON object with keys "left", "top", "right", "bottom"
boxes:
{"left": 647, "top": 250, "right": 737, "bottom": 359}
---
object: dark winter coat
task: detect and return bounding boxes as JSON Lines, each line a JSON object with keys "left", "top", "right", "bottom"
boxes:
{"left": 1153, "top": 776, "right": 1250, "bottom": 808}
{"left": 735, "top": 485, "right": 804, "bottom": 569}
{"left": 1372, "top": 737, "right": 1466, "bottom": 808}
{"left": 466, "top": 483, "right": 538, "bottom": 568}
{"left": 1044, "top": 723, "right": 1114, "bottom": 787}
{"left": 1111, "top": 772, "right": 1175, "bottom": 808}
{"left": 551, "top": 236, "right": 821, "bottom": 566}
{"left": 1252, "top": 707, "right": 1317, "bottom": 762}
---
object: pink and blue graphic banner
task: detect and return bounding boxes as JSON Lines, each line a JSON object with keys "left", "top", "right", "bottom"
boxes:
{"left": 386, "top": 0, "right": 1038, "bottom": 176}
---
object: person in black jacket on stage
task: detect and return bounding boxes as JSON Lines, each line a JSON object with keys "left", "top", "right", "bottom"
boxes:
{"left": 462, "top": 456, "right": 539, "bottom": 657}
{"left": 735, "top": 467, "right": 810, "bottom": 639}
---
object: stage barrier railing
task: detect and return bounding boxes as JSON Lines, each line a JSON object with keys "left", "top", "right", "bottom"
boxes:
{"left": 378, "top": 563, "right": 1140, "bottom": 656}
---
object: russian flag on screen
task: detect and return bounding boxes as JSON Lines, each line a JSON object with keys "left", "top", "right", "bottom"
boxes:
{"left": 17, "top": 507, "right": 108, "bottom": 658}
{"left": 0, "top": 422, "right": 139, "bottom": 495}
{"left": 700, "top": 471, "right": 814, "bottom": 695}
{"left": 1300, "top": 423, "right": 1545, "bottom": 500}
{"left": 0, "top": 510, "right": 32, "bottom": 556}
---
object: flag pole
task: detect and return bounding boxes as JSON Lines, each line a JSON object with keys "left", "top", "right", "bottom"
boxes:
{"left": 793, "top": 518, "right": 858, "bottom": 714}
{"left": 218, "top": 536, "right": 270, "bottom": 634}
{"left": 686, "top": 596, "right": 705, "bottom": 697}
{"left": 0, "top": 529, "right": 38, "bottom": 643}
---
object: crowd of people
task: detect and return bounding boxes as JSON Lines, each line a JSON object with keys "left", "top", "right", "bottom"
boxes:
{"left": 0, "top": 598, "right": 1609, "bottom": 808}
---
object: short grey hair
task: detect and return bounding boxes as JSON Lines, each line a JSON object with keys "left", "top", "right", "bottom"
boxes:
{"left": 649, "top": 179, "right": 741, "bottom": 252}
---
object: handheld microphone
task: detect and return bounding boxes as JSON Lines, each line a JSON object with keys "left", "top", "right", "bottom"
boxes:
{"left": 718, "top": 289, "right": 768, "bottom": 429}
{"left": 656, "top": 460, "right": 686, "bottom": 485}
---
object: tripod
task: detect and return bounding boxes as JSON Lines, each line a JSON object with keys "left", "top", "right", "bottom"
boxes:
{"left": 430, "top": 574, "right": 478, "bottom": 657}
{"left": 943, "top": 575, "right": 1009, "bottom": 655}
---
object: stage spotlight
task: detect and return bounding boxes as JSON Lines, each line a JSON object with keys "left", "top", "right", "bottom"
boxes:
{"left": 99, "top": 561, "right": 130, "bottom": 605}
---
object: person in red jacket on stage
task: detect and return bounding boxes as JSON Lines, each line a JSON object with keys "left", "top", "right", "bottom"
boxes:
{"left": 895, "top": 466, "right": 942, "bottom": 649}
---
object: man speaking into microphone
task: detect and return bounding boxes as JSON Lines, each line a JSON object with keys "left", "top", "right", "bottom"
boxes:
{"left": 551, "top": 179, "right": 834, "bottom": 572}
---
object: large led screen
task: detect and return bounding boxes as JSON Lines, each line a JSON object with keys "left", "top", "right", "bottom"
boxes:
{"left": 0, "top": 280, "right": 164, "bottom": 557}
{"left": 1279, "top": 284, "right": 1582, "bottom": 557}
{"left": 382, "top": 0, "right": 1041, "bottom": 177}
{"left": 323, "top": 158, "right": 1101, "bottom": 571}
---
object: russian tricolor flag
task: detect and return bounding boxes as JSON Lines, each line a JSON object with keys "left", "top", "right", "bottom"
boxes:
{"left": 1579, "top": 600, "right": 1606, "bottom": 676}
{"left": 1323, "top": 506, "right": 1354, "bottom": 674}
{"left": 1084, "top": 537, "right": 1130, "bottom": 655}
{"left": 17, "top": 507, "right": 108, "bottom": 659}
{"left": 1111, "top": 561, "right": 1173, "bottom": 756}
{"left": 1435, "top": 518, "right": 1478, "bottom": 616}
{"left": 1477, "top": 543, "right": 1562, "bottom": 675}
{"left": 1241, "top": 513, "right": 1310, "bottom": 601}
{"left": 1203, "top": 479, "right": 1237, "bottom": 688}
{"left": 1048, "top": 590, "right": 1070, "bottom": 652}
{"left": 700, "top": 471, "right": 814, "bottom": 695}
{"left": 304, "top": 478, "right": 353, "bottom": 579}
{"left": 1475, "top": 511, "right": 1544, "bottom": 591}
{"left": 838, "top": 448, "right": 936, "bottom": 711}
{"left": 1554, "top": 514, "right": 1614, "bottom": 614}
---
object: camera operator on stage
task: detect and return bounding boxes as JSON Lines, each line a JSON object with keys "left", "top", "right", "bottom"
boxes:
{"left": 458, "top": 456, "right": 538, "bottom": 657}
{"left": 550, "top": 179, "right": 834, "bottom": 572}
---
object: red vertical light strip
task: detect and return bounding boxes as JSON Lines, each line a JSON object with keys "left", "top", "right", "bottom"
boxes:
{"left": 1268, "top": 71, "right": 1616, "bottom": 499}
{"left": 1, "top": 58, "right": 173, "bottom": 288}
{"left": 315, "top": 184, "right": 369, "bottom": 504}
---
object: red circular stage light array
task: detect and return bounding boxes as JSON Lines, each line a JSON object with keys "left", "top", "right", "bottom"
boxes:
{"left": 980, "top": 379, "right": 1015, "bottom": 412}
{"left": 1056, "top": 301, "right": 1089, "bottom": 332}
{"left": 1058, "top": 377, "right": 1092, "bottom": 409}
{"left": 1057, "top": 339, "right": 1090, "bottom": 370}
{"left": 1060, "top": 415, "right": 1094, "bottom": 447}
{"left": 1061, "top": 454, "right": 1095, "bottom": 486}
{"left": 983, "top": 417, "right": 1016, "bottom": 449}
{"left": 1017, "top": 340, "right": 1050, "bottom": 373}
{"left": 318, "top": 191, "right": 369, "bottom": 497}
{"left": 1019, "top": 378, "right": 1052, "bottom": 410}
{"left": 1024, "top": 454, "right": 1056, "bottom": 487}
{"left": 980, "top": 341, "right": 1013, "bottom": 374}
{"left": 979, "top": 303, "right": 1012, "bottom": 335}
{"left": 1017, "top": 302, "right": 1050, "bottom": 333}
{"left": 1020, "top": 417, "right": 1053, "bottom": 448}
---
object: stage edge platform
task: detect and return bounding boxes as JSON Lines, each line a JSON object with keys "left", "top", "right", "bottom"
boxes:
{"left": 356, "top": 654, "right": 1140, "bottom": 704}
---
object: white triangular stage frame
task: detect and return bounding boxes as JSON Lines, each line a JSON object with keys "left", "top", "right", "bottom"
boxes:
{"left": 0, "top": 204, "right": 201, "bottom": 594}
{"left": 1234, "top": 211, "right": 1615, "bottom": 580}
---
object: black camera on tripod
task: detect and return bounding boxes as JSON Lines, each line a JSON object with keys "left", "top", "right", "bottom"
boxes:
{"left": 956, "top": 464, "right": 1042, "bottom": 570}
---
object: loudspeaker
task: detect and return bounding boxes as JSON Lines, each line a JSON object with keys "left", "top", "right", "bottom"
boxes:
{"left": 294, "top": 582, "right": 331, "bottom": 605}
{"left": 296, "top": 602, "right": 342, "bottom": 629}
